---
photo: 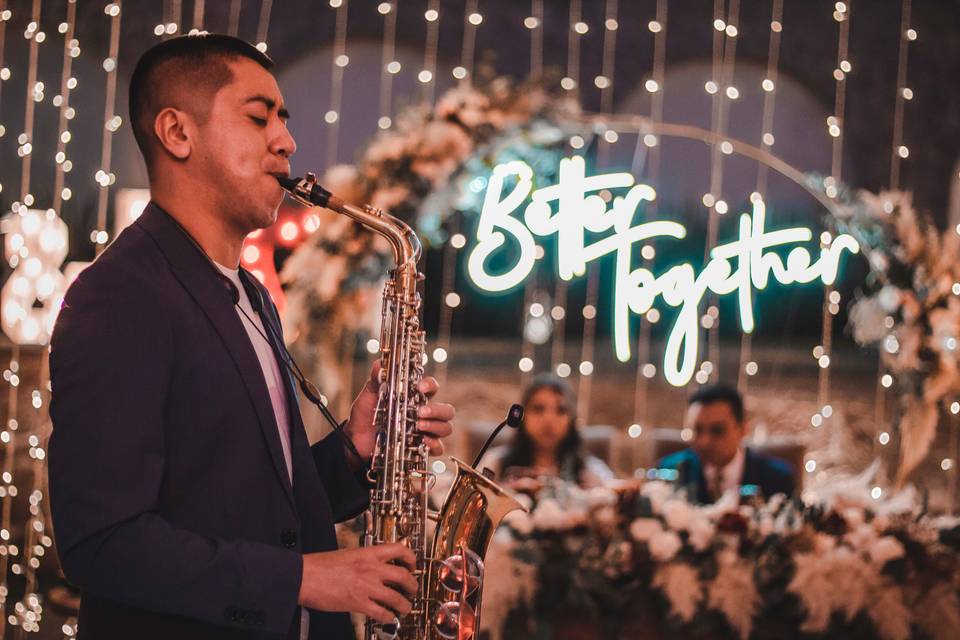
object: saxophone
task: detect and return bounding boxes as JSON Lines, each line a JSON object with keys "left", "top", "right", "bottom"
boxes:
{"left": 278, "top": 174, "right": 525, "bottom": 640}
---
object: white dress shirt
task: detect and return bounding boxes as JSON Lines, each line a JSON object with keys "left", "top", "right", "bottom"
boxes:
{"left": 703, "top": 447, "right": 745, "bottom": 500}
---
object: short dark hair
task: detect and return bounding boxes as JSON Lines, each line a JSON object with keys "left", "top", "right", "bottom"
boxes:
{"left": 688, "top": 384, "right": 745, "bottom": 423}
{"left": 128, "top": 34, "right": 273, "bottom": 170}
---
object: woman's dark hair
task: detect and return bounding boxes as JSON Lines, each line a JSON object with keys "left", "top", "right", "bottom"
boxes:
{"left": 499, "top": 374, "right": 586, "bottom": 481}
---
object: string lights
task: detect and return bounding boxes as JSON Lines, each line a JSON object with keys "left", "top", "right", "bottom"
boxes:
{"left": 377, "top": 1, "right": 398, "bottom": 130}
{"left": 631, "top": 0, "right": 668, "bottom": 440}
{"left": 738, "top": 0, "right": 784, "bottom": 394}
{"left": 576, "top": 0, "right": 619, "bottom": 422}
{"left": 875, "top": 0, "right": 914, "bottom": 453}
{"left": 420, "top": 0, "right": 441, "bottom": 104}
{"left": 228, "top": 0, "right": 241, "bottom": 37}
{"left": 700, "top": 0, "right": 741, "bottom": 387}
{"left": 0, "top": 3, "right": 8, "bottom": 163}
{"left": 255, "top": 0, "right": 273, "bottom": 53}
{"left": 813, "top": 0, "right": 853, "bottom": 440}
{"left": 92, "top": 2, "right": 122, "bottom": 258}
{"left": 455, "top": 0, "right": 481, "bottom": 82}
{"left": 550, "top": 0, "right": 589, "bottom": 378}
{"left": 155, "top": 0, "right": 180, "bottom": 39}
{"left": 324, "top": 0, "right": 349, "bottom": 169}
{"left": 517, "top": 0, "right": 546, "bottom": 385}
{"left": 433, "top": 0, "right": 488, "bottom": 388}
{"left": 191, "top": 0, "right": 204, "bottom": 32}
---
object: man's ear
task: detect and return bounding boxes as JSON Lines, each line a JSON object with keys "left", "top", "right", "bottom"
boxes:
{"left": 153, "top": 107, "right": 193, "bottom": 160}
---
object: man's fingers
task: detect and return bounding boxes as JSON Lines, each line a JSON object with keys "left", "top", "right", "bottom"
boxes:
{"left": 420, "top": 436, "right": 443, "bottom": 456}
{"left": 416, "top": 418, "right": 453, "bottom": 439}
{"left": 370, "top": 585, "right": 412, "bottom": 618}
{"left": 374, "top": 543, "right": 416, "bottom": 570}
{"left": 364, "top": 599, "right": 399, "bottom": 625}
{"left": 380, "top": 564, "right": 419, "bottom": 598}
{"left": 418, "top": 402, "right": 455, "bottom": 422}
{"left": 417, "top": 376, "right": 440, "bottom": 398}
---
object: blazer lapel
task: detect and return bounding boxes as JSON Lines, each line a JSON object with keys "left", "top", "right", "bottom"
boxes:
{"left": 136, "top": 203, "right": 297, "bottom": 512}
{"left": 240, "top": 272, "right": 316, "bottom": 480}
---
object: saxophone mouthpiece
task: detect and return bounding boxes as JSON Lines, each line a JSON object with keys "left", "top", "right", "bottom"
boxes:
{"left": 275, "top": 173, "right": 333, "bottom": 208}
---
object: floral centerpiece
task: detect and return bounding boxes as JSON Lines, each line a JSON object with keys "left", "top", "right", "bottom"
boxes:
{"left": 827, "top": 181, "right": 960, "bottom": 486}
{"left": 482, "top": 474, "right": 960, "bottom": 640}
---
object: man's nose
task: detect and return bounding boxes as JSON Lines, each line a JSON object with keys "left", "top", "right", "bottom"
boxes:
{"left": 273, "top": 127, "right": 297, "bottom": 158}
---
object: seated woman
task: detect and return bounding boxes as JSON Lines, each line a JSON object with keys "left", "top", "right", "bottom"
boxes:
{"left": 478, "top": 374, "right": 614, "bottom": 488}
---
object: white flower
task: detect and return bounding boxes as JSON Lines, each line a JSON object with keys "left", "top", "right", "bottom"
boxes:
{"left": 592, "top": 506, "right": 617, "bottom": 530}
{"left": 757, "top": 515, "right": 775, "bottom": 538}
{"left": 662, "top": 499, "right": 693, "bottom": 531}
{"left": 503, "top": 509, "right": 534, "bottom": 536}
{"left": 845, "top": 523, "right": 878, "bottom": 550}
{"left": 652, "top": 563, "right": 703, "bottom": 622}
{"left": 641, "top": 480, "right": 673, "bottom": 512}
{"left": 511, "top": 492, "right": 533, "bottom": 512}
{"left": 878, "top": 285, "right": 901, "bottom": 312}
{"left": 585, "top": 486, "right": 617, "bottom": 508}
{"left": 530, "top": 498, "right": 572, "bottom": 531}
{"left": 629, "top": 518, "right": 663, "bottom": 543}
{"left": 872, "top": 514, "right": 891, "bottom": 533}
{"left": 868, "top": 536, "right": 905, "bottom": 567}
{"left": 789, "top": 547, "right": 878, "bottom": 633}
{"left": 687, "top": 512, "right": 716, "bottom": 552}
{"left": 649, "top": 530, "right": 683, "bottom": 562}
{"left": 479, "top": 532, "right": 537, "bottom": 640}
{"left": 709, "top": 551, "right": 759, "bottom": 640}
{"left": 867, "top": 582, "right": 911, "bottom": 640}
{"left": 843, "top": 507, "right": 866, "bottom": 529}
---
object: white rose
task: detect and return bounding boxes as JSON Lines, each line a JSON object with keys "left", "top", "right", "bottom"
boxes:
{"left": 649, "top": 530, "right": 683, "bottom": 562}
{"left": 662, "top": 499, "right": 693, "bottom": 531}
{"left": 641, "top": 480, "right": 673, "bottom": 512}
{"left": 868, "top": 536, "right": 905, "bottom": 567}
{"left": 843, "top": 507, "right": 866, "bottom": 529}
{"left": 629, "top": 518, "right": 663, "bottom": 543}
{"left": 586, "top": 486, "right": 617, "bottom": 508}
{"left": 514, "top": 493, "right": 534, "bottom": 511}
{"left": 531, "top": 498, "right": 571, "bottom": 531}
{"left": 688, "top": 514, "right": 716, "bottom": 552}
{"left": 758, "top": 515, "right": 775, "bottom": 538}
{"left": 503, "top": 509, "right": 534, "bottom": 536}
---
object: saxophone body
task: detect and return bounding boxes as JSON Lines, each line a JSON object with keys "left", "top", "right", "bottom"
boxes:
{"left": 279, "top": 174, "right": 524, "bottom": 640}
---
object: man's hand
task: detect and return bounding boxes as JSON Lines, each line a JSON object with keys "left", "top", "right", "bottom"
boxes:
{"left": 344, "top": 361, "right": 455, "bottom": 461}
{"left": 298, "top": 544, "right": 418, "bottom": 623}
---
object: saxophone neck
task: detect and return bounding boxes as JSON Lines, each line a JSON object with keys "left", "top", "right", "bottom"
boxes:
{"left": 278, "top": 173, "right": 421, "bottom": 272}
{"left": 327, "top": 195, "right": 422, "bottom": 272}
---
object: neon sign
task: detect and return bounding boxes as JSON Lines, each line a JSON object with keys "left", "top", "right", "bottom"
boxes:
{"left": 467, "top": 156, "right": 860, "bottom": 386}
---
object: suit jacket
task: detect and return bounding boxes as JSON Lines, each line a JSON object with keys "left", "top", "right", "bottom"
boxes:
{"left": 48, "top": 202, "right": 368, "bottom": 639}
{"left": 657, "top": 447, "right": 795, "bottom": 504}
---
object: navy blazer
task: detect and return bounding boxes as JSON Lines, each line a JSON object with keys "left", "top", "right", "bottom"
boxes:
{"left": 48, "top": 203, "right": 368, "bottom": 639}
{"left": 657, "top": 447, "right": 795, "bottom": 504}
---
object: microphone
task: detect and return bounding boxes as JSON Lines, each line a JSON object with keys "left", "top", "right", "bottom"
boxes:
{"left": 472, "top": 404, "right": 523, "bottom": 470}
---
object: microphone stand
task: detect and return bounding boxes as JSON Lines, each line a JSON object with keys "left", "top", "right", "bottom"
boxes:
{"left": 472, "top": 404, "right": 524, "bottom": 469}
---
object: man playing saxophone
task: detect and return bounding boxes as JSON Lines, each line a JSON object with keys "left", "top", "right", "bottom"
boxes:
{"left": 47, "top": 34, "right": 453, "bottom": 640}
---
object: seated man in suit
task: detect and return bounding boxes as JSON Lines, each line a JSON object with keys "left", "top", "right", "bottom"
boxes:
{"left": 657, "top": 384, "right": 794, "bottom": 503}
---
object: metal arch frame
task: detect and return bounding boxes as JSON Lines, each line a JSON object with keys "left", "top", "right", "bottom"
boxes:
{"left": 580, "top": 113, "right": 840, "bottom": 217}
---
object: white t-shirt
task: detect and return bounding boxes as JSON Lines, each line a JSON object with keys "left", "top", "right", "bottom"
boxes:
{"left": 215, "top": 264, "right": 309, "bottom": 639}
